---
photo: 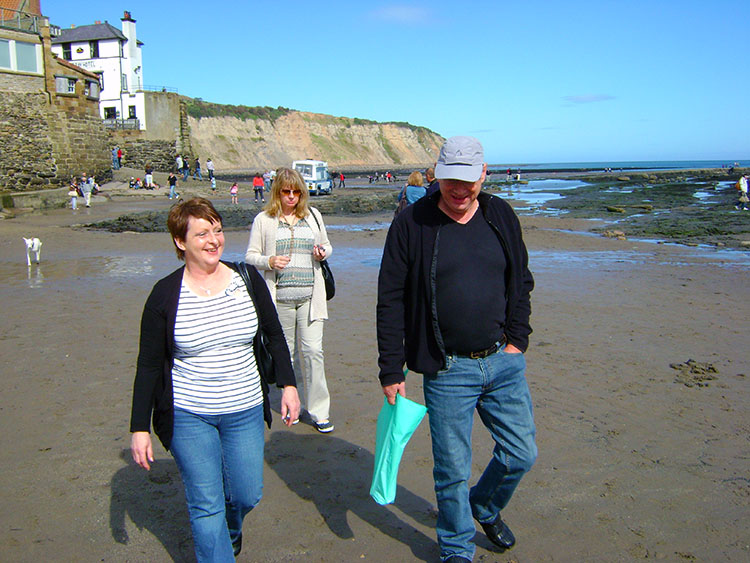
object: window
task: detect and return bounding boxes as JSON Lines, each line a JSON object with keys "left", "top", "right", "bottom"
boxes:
{"left": 295, "top": 164, "right": 312, "bottom": 177}
{"left": 128, "top": 105, "right": 136, "bottom": 119}
{"left": 84, "top": 80, "right": 99, "bottom": 98}
{"left": 89, "top": 40, "right": 99, "bottom": 58}
{"left": 121, "top": 73, "right": 127, "bottom": 92}
{"left": 15, "top": 41, "right": 38, "bottom": 72}
{"left": 0, "top": 39, "right": 10, "bottom": 69}
{"left": 95, "top": 71, "right": 103, "bottom": 91}
{"left": 54, "top": 76, "right": 77, "bottom": 94}
{"left": 104, "top": 107, "right": 117, "bottom": 119}
{"left": 0, "top": 39, "right": 40, "bottom": 73}
{"left": 62, "top": 43, "right": 71, "bottom": 60}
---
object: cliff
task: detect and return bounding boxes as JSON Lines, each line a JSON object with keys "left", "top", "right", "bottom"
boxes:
{"left": 184, "top": 100, "right": 444, "bottom": 172}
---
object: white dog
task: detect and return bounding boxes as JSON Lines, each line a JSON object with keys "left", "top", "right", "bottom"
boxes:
{"left": 23, "top": 237, "right": 42, "bottom": 266}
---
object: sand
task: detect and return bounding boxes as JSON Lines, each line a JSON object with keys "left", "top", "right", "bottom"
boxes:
{"left": 0, "top": 185, "right": 748, "bottom": 562}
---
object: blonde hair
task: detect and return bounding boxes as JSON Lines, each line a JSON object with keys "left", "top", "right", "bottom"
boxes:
{"left": 264, "top": 167, "right": 310, "bottom": 218}
{"left": 407, "top": 170, "right": 424, "bottom": 187}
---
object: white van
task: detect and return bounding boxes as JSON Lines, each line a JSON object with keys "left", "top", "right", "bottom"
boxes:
{"left": 292, "top": 159, "right": 333, "bottom": 195}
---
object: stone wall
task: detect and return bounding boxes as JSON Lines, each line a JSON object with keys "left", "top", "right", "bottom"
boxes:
{"left": 0, "top": 91, "right": 111, "bottom": 191}
{"left": 0, "top": 72, "right": 45, "bottom": 93}
{"left": 109, "top": 131, "right": 176, "bottom": 172}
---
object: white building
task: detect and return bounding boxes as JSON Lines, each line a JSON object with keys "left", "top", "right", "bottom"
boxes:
{"left": 50, "top": 10, "right": 146, "bottom": 129}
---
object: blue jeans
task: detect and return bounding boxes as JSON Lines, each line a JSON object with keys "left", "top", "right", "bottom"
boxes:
{"left": 194, "top": 169, "right": 202, "bottom": 180}
{"left": 170, "top": 406, "right": 264, "bottom": 562}
{"left": 169, "top": 184, "right": 177, "bottom": 199}
{"left": 422, "top": 347, "right": 537, "bottom": 560}
{"left": 183, "top": 168, "right": 189, "bottom": 181}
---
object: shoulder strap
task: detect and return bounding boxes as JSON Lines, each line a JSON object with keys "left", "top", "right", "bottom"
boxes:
{"left": 235, "top": 261, "right": 256, "bottom": 300}
{"left": 308, "top": 207, "right": 321, "bottom": 230}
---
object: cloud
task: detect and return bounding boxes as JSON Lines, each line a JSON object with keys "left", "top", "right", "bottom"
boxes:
{"left": 562, "top": 94, "right": 616, "bottom": 104}
{"left": 368, "top": 4, "right": 431, "bottom": 24}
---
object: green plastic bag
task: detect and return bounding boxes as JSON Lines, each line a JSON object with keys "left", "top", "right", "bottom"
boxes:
{"left": 370, "top": 395, "right": 428, "bottom": 505}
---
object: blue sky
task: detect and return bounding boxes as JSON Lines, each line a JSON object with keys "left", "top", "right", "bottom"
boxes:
{"left": 44, "top": 1, "right": 750, "bottom": 164}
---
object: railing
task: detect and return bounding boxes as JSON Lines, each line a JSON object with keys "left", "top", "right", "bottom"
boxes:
{"left": 141, "top": 85, "right": 179, "bottom": 93}
{"left": 0, "top": 8, "right": 47, "bottom": 33}
{"left": 102, "top": 118, "right": 141, "bottom": 130}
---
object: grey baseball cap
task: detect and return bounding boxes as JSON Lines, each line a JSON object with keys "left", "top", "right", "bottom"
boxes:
{"left": 434, "top": 136, "right": 485, "bottom": 182}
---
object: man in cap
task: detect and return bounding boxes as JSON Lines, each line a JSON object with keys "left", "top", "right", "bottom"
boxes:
{"left": 377, "top": 136, "right": 536, "bottom": 561}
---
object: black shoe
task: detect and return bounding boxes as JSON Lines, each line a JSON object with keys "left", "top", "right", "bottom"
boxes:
{"left": 232, "top": 533, "right": 242, "bottom": 556}
{"left": 478, "top": 514, "right": 515, "bottom": 549}
{"left": 444, "top": 556, "right": 471, "bottom": 562}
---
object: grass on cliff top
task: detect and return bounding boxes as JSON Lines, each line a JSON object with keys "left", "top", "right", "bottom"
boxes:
{"left": 185, "top": 99, "right": 291, "bottom": 122}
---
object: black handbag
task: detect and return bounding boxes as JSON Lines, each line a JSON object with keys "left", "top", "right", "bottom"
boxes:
{"left": 235, "top": 262, "right": 276, "bottom": 385}
{"left": 309, "top": 210, "right": 335, "bottom": 300}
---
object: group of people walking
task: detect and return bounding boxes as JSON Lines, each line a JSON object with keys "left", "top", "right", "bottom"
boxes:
{"left": 130, "top": 136, "right": 537, "bottom": 563}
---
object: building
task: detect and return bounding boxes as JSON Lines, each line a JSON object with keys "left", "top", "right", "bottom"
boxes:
{"left": 50, "top": 10, "right": 146, "bottom": 129}
{"left": 0, "top": 1, "right": 111, "bottom": 192}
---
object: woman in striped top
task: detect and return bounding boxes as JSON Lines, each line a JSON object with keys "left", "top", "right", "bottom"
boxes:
{"left": 246, "top": 168, "right": 334, "bottom": 433}
{"left": 130, "top": 198, "right": 299, "bottom": 562}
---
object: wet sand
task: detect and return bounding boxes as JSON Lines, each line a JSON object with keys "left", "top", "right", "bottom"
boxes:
{"left": 0, "top": 187, "right": 748, "bottom": 561}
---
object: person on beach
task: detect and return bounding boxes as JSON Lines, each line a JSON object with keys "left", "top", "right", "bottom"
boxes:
{"left": 112, "top": 147, "right": 120, "bottom": 170}
{"left": 206, "top": 158, "right": 215, "bottom": 180}
{"left": 130, "top": 197, "right": 300, "bottom": 561}
{"left": 175, "top": 154, "right": 183, "bottom": 174}
{"left": 68, "top": 177, "right": 78, "bottom": 210}
{"left": 117, "top": 146, "right": 123, "bottom": 168}
{"left": 736, "top": 174, "right": 749, "bottom": 211}
{"left": 80, "top": 173, "right": 93, "bottom": 207}
{"left": 253, "top": 174, "right": 265, "bottom": 203}
{"left": 144, "top": 164, "right": 154, "bottom": 189}
{"left": 401, "top": 171, "right": 427, "bottom": 205}
{"left": 339, "top": 172, "right": 345, "bottom": 188}
{"left": 182, "top": 157, "right": 190, "bottom": 182}
{"left": 193, "top": 157, "right": 202, "bottom": 181}
{"left": 425, "top": 166, "right": 440, "bottom": 197}
{"left": 245, "top": 168, "right": 335, "bottom": 434}
{"left": 230, "top": 182, "right": 239, "bottom": 204}
{"left": 167, "top": 172, "right": 178, "bottom": 200}
{"left": 377, "top": 136, "right": 536, "bottom": 561}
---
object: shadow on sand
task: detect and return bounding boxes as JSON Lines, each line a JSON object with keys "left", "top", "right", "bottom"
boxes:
{"left": 265, "top": 431, "right": 437, "bottom": 561}
{"left": 109, "top": 449, "right": 195, "bottom": 561}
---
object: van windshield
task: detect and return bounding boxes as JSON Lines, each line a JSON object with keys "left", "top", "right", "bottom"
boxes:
{"left": 295, "top": 164, "right": 312, "bottom": 177}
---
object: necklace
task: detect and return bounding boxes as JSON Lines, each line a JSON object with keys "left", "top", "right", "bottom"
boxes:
{"left": 198, "top": 285, "right": 212, "bottom": 295}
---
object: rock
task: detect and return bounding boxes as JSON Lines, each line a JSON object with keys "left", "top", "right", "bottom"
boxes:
{"left": 670, "top": 359, "right": 718, "bottom": 388}
{"left": 617, "top": 176, "right": 631, "bottom": 182}
{"left": 602, "top": 230, "right": 627, "bottom": 240}
{"left": 740, "top": 241, "right": 750, "bottom": 247}
{"left": 606, "top": 206, "right": 626, "bottom": 213}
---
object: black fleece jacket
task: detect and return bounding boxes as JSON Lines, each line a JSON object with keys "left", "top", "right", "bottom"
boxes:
{"left": 129, "top": 261, "right": 295, "bottom": 449}
{"left": 377, "top": 190, "right": 534, "bottom": 386}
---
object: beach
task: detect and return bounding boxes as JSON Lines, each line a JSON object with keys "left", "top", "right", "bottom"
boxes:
{"left": 0, "top": 185, "right": 748, "bottom": 561}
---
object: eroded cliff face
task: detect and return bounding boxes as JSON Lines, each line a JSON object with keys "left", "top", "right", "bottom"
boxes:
{"left": 187, "top": 111, "right": 444, "bottom": 172}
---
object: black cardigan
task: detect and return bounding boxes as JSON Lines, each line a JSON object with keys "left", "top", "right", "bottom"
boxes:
{"left": 377, "top": 190, "right": 534, "bottom": 386}
{"left": 129, "top": 261, "right": 295, "bottom": 449}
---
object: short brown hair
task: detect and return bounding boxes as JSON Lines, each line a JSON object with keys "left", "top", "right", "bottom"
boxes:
{"left": 167, "top": 197, "right": 223, "bottom": 260}
{"left": 407, "top": 170, "right": 424, "bottom": 187}
{"left": 264, "top": 167, "right": 310, "bottom": 218}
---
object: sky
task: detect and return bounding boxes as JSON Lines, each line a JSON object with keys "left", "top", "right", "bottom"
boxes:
{"left": 43, "top": 1, "right": 750, "bottom": 165}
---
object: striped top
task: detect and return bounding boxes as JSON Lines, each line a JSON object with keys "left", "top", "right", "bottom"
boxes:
{"left": 275, "top": 218, "right": 315, "bottom": 303}
{"left": 172, "top": 271, "right": 263, "bottom": 414}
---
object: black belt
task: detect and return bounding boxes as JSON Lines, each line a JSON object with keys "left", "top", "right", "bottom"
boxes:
{"left": 450, "top": 335, "right": 506, "bottom": 359}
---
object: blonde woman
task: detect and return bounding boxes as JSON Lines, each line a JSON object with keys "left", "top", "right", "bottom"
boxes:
{"left": 246, "top": 168, "right": 334, "bottom": 433}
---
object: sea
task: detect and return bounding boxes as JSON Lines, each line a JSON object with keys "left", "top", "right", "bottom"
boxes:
{"left": 488, "top": 159, "right": 746, "bottom": 173}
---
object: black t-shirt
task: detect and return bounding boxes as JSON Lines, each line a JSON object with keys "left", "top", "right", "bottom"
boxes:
{"left": 435, "top": 210, "right": 507, "bottom": 354}
{"left": 168, "top": 175, "right": 177, "bottom": 186}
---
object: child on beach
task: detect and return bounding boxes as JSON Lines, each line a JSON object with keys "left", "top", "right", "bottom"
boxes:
{"left": 230, "top": 182, "right": 239, "bottom": 204}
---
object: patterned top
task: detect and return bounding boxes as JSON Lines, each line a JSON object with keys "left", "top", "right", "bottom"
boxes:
{"left": 275, "top": 218, "right": 315, "bottom": 303}
{"left": 172, "top": 271, "right": 263, "bottom": 414}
